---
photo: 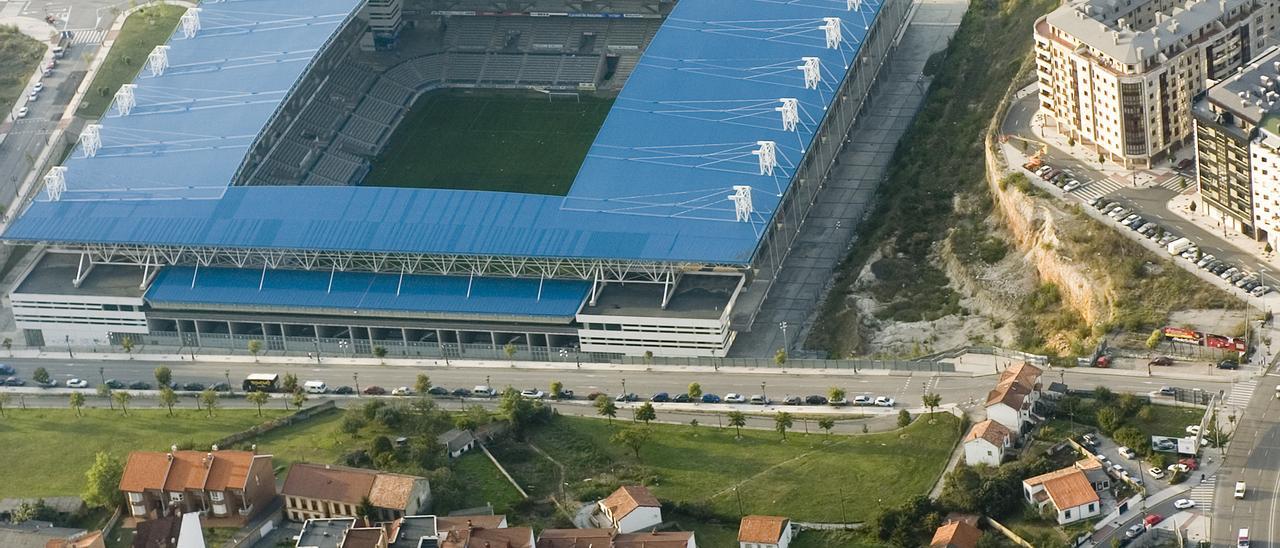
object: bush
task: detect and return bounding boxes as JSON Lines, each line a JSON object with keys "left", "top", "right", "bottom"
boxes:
{"left": 897, "top": 409, "right": 912, "bottom": 428}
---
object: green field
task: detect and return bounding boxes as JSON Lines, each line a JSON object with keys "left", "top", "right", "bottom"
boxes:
{"left": 237, "top": 406, "right": 356, "bottom": 477}
{"left": 365, "top": 90, "right": 613, "bottom": 195}
{"left": 0, "top": 26, "right": 45, "bottom": 118}
{"left": 0, "top": 408, "right": 287, "bottom": 497}
{"left": 450, "top": 452, "right": 523, "bottom": 513}
{"left": 79, "top": 5, "right": 185, "bottom": 119}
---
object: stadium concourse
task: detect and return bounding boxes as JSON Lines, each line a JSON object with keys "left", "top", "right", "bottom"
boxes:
{"left": 2, "top": 0, "right": 912, "bottom": 360}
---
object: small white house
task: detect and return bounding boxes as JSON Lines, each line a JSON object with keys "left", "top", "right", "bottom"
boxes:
{"left": 1022, "top": 467, "right": 1101, "bottom": 525}
{"left": 738, "top": 515, "right": 791, "bottom": 548}
{"left": 963, "top": 420, "right": 1013, "bottom": 467}
{"left": 596, "top": 485, "right": 662, "bottom": 534}
{"left": 437, "top": 429, "right": 476, "bottom": 459}
{"left": 984, "top": 362, "right": 1043, "bottom": 434}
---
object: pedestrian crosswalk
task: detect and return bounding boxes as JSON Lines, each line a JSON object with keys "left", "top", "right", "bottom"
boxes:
{"left": 1073, "top": 174, "right": 1189, "bottom": 201}
{"left": 1187, "top": 475, "right": 1216, "bottom": 512}
{"left": 68, "top": 29, "right": 106, "bottom": 46}
{"left": 1224, "top": 379, "right": 1258, "bottom": 408}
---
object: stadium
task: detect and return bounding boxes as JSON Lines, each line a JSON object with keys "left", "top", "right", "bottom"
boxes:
{"left": 3, "top": 0, "right": 911, "bottom": 359}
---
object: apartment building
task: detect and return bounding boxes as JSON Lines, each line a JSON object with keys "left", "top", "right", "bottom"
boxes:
{"left": 1194, "top": 46, "right": 1280, "bottom": 244}
{"left": 1034, "top": 0, "right": 1278, "bottom": 167}
{"left": 118, "top": 448, "right": 276, "bottom": 524}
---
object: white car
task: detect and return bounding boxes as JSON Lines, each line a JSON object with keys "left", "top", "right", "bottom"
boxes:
{"left": 32, "top": 82, "right": 43, "bottom": 92}
{"left": 1063, "top": 180, "right": 1082, "bottom": 192}
{"left": 391, "top": 386, "right": 413, "bottom": 396}
{"left": 724, "top": 393, "right": 746, "bottom": 403}
{"left": 16, "top": 107, "right": 28, "bottom": 118}
{"left": 66, "top": 378, "right": 88, "bottom": 388}
{"left": 1148, "top": 467, "right": 1166, "bottom": 479}
{"left": 1186, "top": 425, "right": 1202, "bottom": 435}
{"left": 1119, "top": 446, "right": 1136, "bottom": 459}
{"left": 1173, "top": 498, "right": 1196, "bottom": 509}
{"left": 1168, "top": 463, "right": 1190, "bottom": 473}
{"left": 852, "top": 395, "right": 873, "bottom": 406}
{"left": 27, "top": 91, "right": 38, "bottom": 101}
{"left": 520, "top": 389, "right": 546, "bottom": 399}
{"left": 874, "top": 396, "right": 895, "bottom": 407}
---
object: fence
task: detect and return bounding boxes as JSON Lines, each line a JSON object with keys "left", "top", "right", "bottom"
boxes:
{"left": 211, "top": 401, "right": 337, "bottom": 450}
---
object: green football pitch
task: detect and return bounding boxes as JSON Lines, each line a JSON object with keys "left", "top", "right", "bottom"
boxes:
{"left": 364, "top": 89, "right": 614, "bottom": 195}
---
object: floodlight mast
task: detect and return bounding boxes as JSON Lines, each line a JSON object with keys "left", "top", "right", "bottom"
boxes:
{"left": 821, "top": 17, "right": 842, "bottom": 49}
{"left": 729, "top": 185, "right": 754, "bottom": 222}
{"left": 80, "top": 124, "right": 102, "bottom": 158}
{"left": 147, "top": 45, "right": 170, "bottom": 77}
{"left": 754, "top": 141, "right": 778, "bottom": 176}
{"left": 114, "top": 84, "right": 137, "bottom": 116}
{"left": 798, "top": 57, "right": 821, "bottom": 90}
{"left": 180, "top": 8, "right": 201, "bottom": 39}
{"left": 777, "top": 98, "right": 799, "bottom": 132}
{"left": 44, "top": 167, "right": 67, "bottom": 202}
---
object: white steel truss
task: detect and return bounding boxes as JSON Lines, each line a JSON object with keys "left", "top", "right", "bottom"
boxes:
{"left": 44, "top": 167, "right": 68, "bottom": 202}
{"left": 80, "top": 124, "right": 102, "bottom": 158}
{"left": 798, "top": 57, "right": 821, "bottom": 89}
{"left": 729, "top": 185, "right": 753, "bottom": 222}
{"left": 776, "top": 98, "right": 799, "bottom": 131}
{"left": 754, "top": 141, "right": 778, "bottom": 176}
{"left": 821, "top": 17, "right": 842, "bottom": 49}
{"left": 180, "top": 8, "right": 201, "bottom": 39}
{"left": 55, "top": 243, "right": 739, "bottom": 284}
{"left": 147, "top": 45, "right": 170, "bottom": 77}
{"left": 848, "top": 0, "right": 863, "bottom": 10}
{"left": 114, "top": 84, "right": 136, "bottom": 116}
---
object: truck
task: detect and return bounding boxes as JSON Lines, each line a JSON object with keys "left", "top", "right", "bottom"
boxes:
{"left": 1166, "top": 237, "right": 1193, "bottom": 255}
{"left": 1238, "top": 528, "right": 1249, "bottom": 548}
{"left": 242, "top": 373, "right": 280, "bottom": 392}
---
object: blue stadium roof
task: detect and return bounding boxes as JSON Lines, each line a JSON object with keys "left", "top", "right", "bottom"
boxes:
{"left": 6, "top": 0, "right": 885, "bottom": 265}
{"left": 146, "top": 266, "right": 590, "bottom": 319}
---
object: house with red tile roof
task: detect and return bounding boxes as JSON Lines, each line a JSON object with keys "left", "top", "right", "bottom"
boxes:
{"left": 984, "top": 362, "right": 1044, "bottom": 435}
{"left": 737, "top": 515, "right": 791, "bottom": 548}
{"left": 282, "top": 463, "right": 431, "bottom": 523}
{"left": 119, "top": 447, "right": 275, "bottom": 524}
{"left": 963, "top": 420, "right": 1014, "bottom": 467}
{"left": 929, "top": 519, "right": 982, "bottom": 548}
{"left": 1022, "top": 465, "right": 1102, "bottom": 524}
{"left": 593, "top": 486, "right": 662, "bottom": 534}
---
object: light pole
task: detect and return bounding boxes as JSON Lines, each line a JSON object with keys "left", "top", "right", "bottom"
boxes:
{"left": 778, "top": 321, "right": 789, "bottom": 352}
{"left": 98, "top": 367, "right": 105, "bottom": 386}
{"left": 622, "top": 378, "right": 627, "bottom": 398}
{"left": 66, "top": 335, "right": 73, "bottom": 358}
{"left": 761, "top": 381, "right": 767, "bottom": 402}
{"left": 224, "top": 369, "right": 232, "bottom": 396}
{"left": 338, "top": 339, "right": 349, "bottom": 358}
{"left": 353, "top": 372, "right": 360, "bottom": 396}
{"left": 313, "top": 338, "right": 322, "bottom": 364}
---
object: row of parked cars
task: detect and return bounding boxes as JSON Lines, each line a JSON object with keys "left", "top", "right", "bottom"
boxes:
{"left": 422, "top": 383, "right": 898, "bottom": 407}
{"left": 1089, "top": 198, "right": 1273, "bottom": 297}
{"left": 1033, "top": 165, "right": 1085, "bottom": 192}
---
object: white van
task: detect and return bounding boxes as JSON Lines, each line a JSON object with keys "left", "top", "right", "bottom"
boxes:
{"left": 1167, "top": 237, "right": 1193, "bottom": 255}
{"left": 1238, "top": 528, "right": 1249, "bottom": 548}
{"left": 304, "top": 380, "right": 328, "bottom": 394}
{"left": 1235, "top": 481, "right": 1247, "bottom": 499}
{"left": 473, "top": 385, "right": 495, "bottom": 397}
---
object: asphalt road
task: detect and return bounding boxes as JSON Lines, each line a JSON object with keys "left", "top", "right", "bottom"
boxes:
{"left": 1213, "top": 374, "right": 1280, "bottom": 547}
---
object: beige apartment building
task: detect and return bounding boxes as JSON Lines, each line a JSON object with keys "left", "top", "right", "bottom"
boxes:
{"left": 1034, "top": 0, "right": 1278, "bottom": 167}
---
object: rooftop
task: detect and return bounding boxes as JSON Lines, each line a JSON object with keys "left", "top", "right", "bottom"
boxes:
{"left": 599, "top": 485, "right": 660, "bottom": 521}
{"left": 297, "top": 518, "right": 357, "bottom": 548}
{"left": 14, "top": 252, "right": 146, "bottom": 299}
{"left": 1044, "top": 0, "right": 1252, "bottom": 65}
{"left": 1205, "top": 46, "right": 1280, "bottom": 125}
{"left": 963, "top": 420, "right": 1013, "bottom": 447}
{"left": 929, "top": 520, "right": 982, "bottom": 548}
{"left": 282, "top": 463, "right": 424, "bottom": 509}
{"left": 578, "top": 274, "right": 740, "bottom": 320}
{"left": 6, "top": 0, "right": 885, "bottom": 267}
{"left": 738, "top": 515, "right": 789, "bottom": 544}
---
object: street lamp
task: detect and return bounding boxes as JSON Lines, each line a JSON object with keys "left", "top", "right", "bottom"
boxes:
{"left": 353, "top": 372, "right": 360, "bottom": 396}
{"left": 622, "top": 378, "right": 627, "bottom": 398}
{"left": 98, "top": 366, "right": 105, "bottom": 385}
{"left": 313, "top": 338, "right": 322, "bottom": 364}
{"left": 761, "top": 381, "right": 767, "bottom": 402}
{"left": 66, "top": 335, "right": 73, "bottom": 358}
{"left": 224, "top": 369, "right": 232, "bottom": 396}
{"left": 778, "top": 321, "right": 789, "bottom": 352}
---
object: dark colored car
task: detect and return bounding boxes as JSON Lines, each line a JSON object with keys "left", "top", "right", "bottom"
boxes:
{"left": 128, "top": 381, "right": 152, "bottom": 390}
{"left": 363, "top": 386, "right": 387, "bottom": 395}
{"left": 783, "top": 395, "right": 802, "bottom": 405}
{"left": 0, "top": 364, "right": 13, "bottom": 375}
{"left": 1149, "top": 356, "right": 1174, "bottom": 366}
{"left": 333, "top": 386, "right": 356, "bottom": 395}
{"left": 556, "top": 389, "right": 574, "bottom": 399}
{"left": 804, "top": 395, "right": 828, "bottom": 405}
{"left": 35, "top": 379, "right": 58, "bottom": 388}
{"left": 650, "top": 392, "right": 670, "bottom": 403}
{"left": 428, "top": 386, "right": 450, "bottom": 396}
{"left": 4, "top": 377, "right": 26, "bottom": 386}
{"left": 1216, "top": 359, "right": 1239, "bottom": 370}
{"left": 182, "top": 382, "right": 205, "bottom": 391}
{"left": 104, "top": 379, "right": 126, "bottom": 389}
{"left": 615, "top": 393, "right": 640, "bottom": 402}
{"left": 210, "top": 382, "right": 231, "bottom": 392}
{"left": 672, "top": 394, "right": 691, "bottom": 403}
{"left": 700, "top": 393, "right": 722, "bottom": 404}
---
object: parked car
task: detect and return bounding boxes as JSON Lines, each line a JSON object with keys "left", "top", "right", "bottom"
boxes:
{"left": 1149, "top": 356, "right": 1173, "bottom": 366}
{"left": 1158, "top": 386, "right": 1176, "bottom": 396}
{"left": 874, "top": 396, "right": 896, "bottom": 407}
{"left": 1088, "top": 196, "right": 1103, "bottom": 207}
{"left": 363, "top": 386, "right": 387, "bottom": 396}
{"left": 1036, "top": 165, "right": 1054, "bottom": 177}
{"left": 673, "top": 393, "right": 692, "bottom": 403}
{"left": 1109, "top": 207, "right": 1131, "bottom": 219}
{"left": 853, "top": 395, "right": 874, "bottom": 406}
{"left": 1252, "top": 285, "right": 1273, "bottom": 297}
{"left": 1186, "top": 425, "right": 1202, "bottom": 435}
{"left": 1158, "top": 234, "right": 1179, "bottom": 246}
{"left": 128, "top": 381, "right": 151, "bottom": 390}
{"left": 428, "top": 386, "right": 449, "bottom": 396}
{"left": 35, "top": 378, "right": 57, "bottom": 388}
{"left": 210, "top": 382, "right": 231, "bottom": 392}
{"left": 0, "top": 364, "right": 13, "bottom": 375}
{"left": 783, "top": 395, "right": 802, "bottom": 405}
{"left": 4, "top": 377, "right": 25, "bottom": 386}
{"left": 1220, "top": 267, "right": 1240, "bottom": 280}
{"left": 1125, "top": 524, "right": 1145, "bottom": 539}
{"left": 1121, "top": 214, "right": 1141, "bottom": 225}
{"left": 1149, "top": 467, "right": 1167, "bottom": 479}
{"left": 1236, "top": 276, "right": 1256, "bottom": 288}
{"left": 1144, "top": 515, "right": 1163, "bottom": 527}
{"left": 724, "top": 393, "right": 746, "bottom": 403}
{"left": 27, "top": 91, "right": 38, "bottom": 101}
{"left": 1081, "top": 433, "right": 1100, "bottom": 447}
{"left": 1218, "top": 359, "right": 1240, "bottom": 370}
{"left": 701, "top": 393, "right": 722, "bottom": 404}
{"left": 615, "top": 393, "right": 640, "bottom": 402}
{"left": 1063, "top": 180, "right": 1083, "bottom": 192}
{"left": 1119, "top": 446, "right": 1136, "bottom": 459}
{"left": 1228, "top": 271, "right": 1247, "bottom": 283}
{"left": 66, "top": 378, "right": 89, "bottom": 388}
{"left": 32, "top": 82, "right": 43, "bottom": 93}
{"left": 1173, "top": 498, "right": 1195, "bottom": 509}
{"left": 392, "top": 386, "right": 414, "bottom": 396}
{"left": 182, "top": 382, "right": 204, "bottom": 391}
{"left": 650, "top": 392, "right": 670, "bottom": 402}
{"left": 804, "top": 395, "right": 828, "bottom": 405}
{"left": 749, "top": 394, "right": 769, "bottom": 405}
{"left": 519, "top": 389, "right": 546, "bottom": 399}
{"left": 450, "top": 387, "right": 471, "bottom": 397}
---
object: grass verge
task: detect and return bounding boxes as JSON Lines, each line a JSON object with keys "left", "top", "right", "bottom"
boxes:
{"left": 449, "top": 451, "right": 523, "bottom": 514}
{"left": 0, "top": 26, "right": 44, "bottom": 118}
{"left": 807, "top": 0, "right": 1058, "bottom": 357}
{"left": 366, "top": 89, "right": 612, "bottom": 195}
{"left": 79, "top": 5, "right": 185, "bottom": 119}
{"left": 0, "top": 408, "right": 288, "bottom": 497}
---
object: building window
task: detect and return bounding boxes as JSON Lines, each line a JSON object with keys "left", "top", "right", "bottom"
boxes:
{"left": 128, "top": 492, "right": 143, "bottom": 503}
{"left": 1089, "top": 503, "right": 1096, "bottom": 512}
{"left": 210, "top": 491, "right": 224, "bottom": 502}
{"left": 169, "top": 492, "right": 183, "bottom": 503}
{"left": 1065, "top": 509, "right": 1072, "bottom": 519}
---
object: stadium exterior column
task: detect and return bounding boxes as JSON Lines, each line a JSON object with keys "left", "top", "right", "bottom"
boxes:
{"left": 401, "top": 328, "right": 409, "bottom": 355}
{"left": 489, "top": 332, "right": 497, "bottom": 351}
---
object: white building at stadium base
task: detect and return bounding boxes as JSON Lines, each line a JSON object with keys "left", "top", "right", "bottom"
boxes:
{"left": 3, "top": 0, "right": 911, "bottom": 360}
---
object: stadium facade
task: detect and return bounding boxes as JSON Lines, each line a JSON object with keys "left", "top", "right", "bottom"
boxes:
{"left": 4, "top": 0, "right": 912, "bottom": 359}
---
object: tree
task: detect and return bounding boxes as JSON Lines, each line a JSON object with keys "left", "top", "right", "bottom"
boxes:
{"left": 11, "top": 499, "right": 55, "bottom": 523}
{"left": 727, "top": 410, "right": 747, "bottom": 438}
{"left": 922, "top": 393, "right": 942, "bottom": 414}
{"left": 774, "top": 411, "right": 793, "bottom": 441}
{"left": 1095, "top": 385, "right": 1114, "bottom": 403}
{"left": 414, "top": 374, "right": 432, "bottom": 395}
{"left": 1189, "top": 201, "right": 1197, "bottom": 212}
{"left": 341, "top": 411, "right": 366, "bottom": 438}
{"left": 503, "top": 342, "right": 518, "bottom": 364}
{"left": 612, "top": 426, "right": 652, "bottom": 461}
{"left": 1113, "top": 427, "right": 1147, "bottom": 455}
{"left": 828, "top": 388, "right": 847, "bottom": 404}
{"left": 632, "top": 402, "right": 657, "bottom": 424}
{"left": 496, "top": 388, "right": 544, "bottom": 437}
{"left": 120, "top": 336, "right": 134, "bottom": 358}
{"left": 113, "top": 391, "right": 132, "bottom": 416}
{"left": 1145, "top": 329, "right": 1163, "bottom": 350}
{"left": 247, "top": 391, "right": 269, "bottom": 417}
{"left": 595, "top": 394, "right": 618, "bottom": 424}
{"left": 82, "top": 452, "right": 123, "bottom": 509}
{"left": 371, "top": 435, "right": 394, "bottom": 457}
{"left": 97, "top": 384, "right": 112, "bottom": 410}
{"left": 158, "top": 387, "right": 178, "bottom": 416}
{"left": 31, "top": 367, "right": 50, "bottom": 385}
{"left": 199, "top": 389, "right": 219, "bottom": 417}
{"left": 355, "top": 497, "right": 376, "bottom": 520}
{"left": 819, "top": 417, "right": 836, "bottom": 437}
{"left": 454, "top": 405, "right": 491, "bottom": 431}
{"left": 282, "top": 373, "right": 299, "bottom": 394}
{"left": 2, "top": 337, "right": 11, "bottom": 356}
{"left": 69, "top": 392, "right": 85, "bottom": 417}
{"left": 373, "top": 345, "right": 388, "bottom": 364}
{"left": 550, "top": 380, "right": 564, "bottom": 399}
{"left": 1096, "top": 407, "right": 1122, "bottom": 434}
{"left": 0, "top": 393, "right": 11, "bottom": 417}
{"left": 897, "top": 409, "right": 911, "bottom": 428}
{"left": 687, "top": 382, "right": 702, "bottom": 400}
{"left": 153, "top": 366, "right": 172, "bottom": 387}
{"left": 291, "top": 390, "right": 308, "bottom": 410}
{"left": 247, "top": 339, "right": 263, "bottom": 362}
{"left": 774, "top": 348, "right": 787, "bottom": 366}
{"left": 643, "top": 350, "right": 653, "bottom": 364}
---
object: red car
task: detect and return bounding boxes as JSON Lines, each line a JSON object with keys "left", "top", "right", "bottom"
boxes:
{"left": 1095, "top": 355, "right": 1112, "bottom": 368}
{"left": 1143, "top": 514, "right": 1163, "bottom": 527}
{"left": 363, "top": 386, "right": 387, "bottom": 396}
